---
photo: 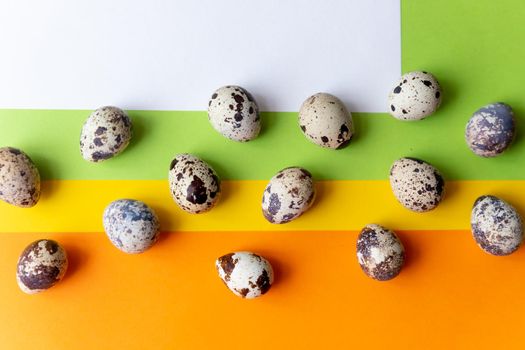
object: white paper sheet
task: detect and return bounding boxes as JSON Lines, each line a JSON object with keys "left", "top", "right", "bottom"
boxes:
{"left": 0, "top": 0, "right": 400, "bottom": 112}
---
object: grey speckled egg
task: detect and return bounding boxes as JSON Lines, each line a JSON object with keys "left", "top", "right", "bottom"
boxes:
{"left": 471, "top": 195, "right": 523, "bottom": 256}
{"left": 16, "top": 239, "right": 68, "bottom": 294}
{"left": 0, "top": 147, "right": 40, "bottom": 208}
{"left": 356, "top": 224, "right": 405, "bottom": 281}
{"left": 389, "top": 157, "right": 445, "bottom": 212}
{"left": 298, "top": 93, "right": 353, "bottom": 149}
{"left": 262, "top": 167, "right": 315, "bottom": 224}
{"left": 388, "top": 71, "right": 442, "bottom": 121}
{"left": 103, "top": 199, "right": 160, "bottom": 254}
{"left": 465, "top": 103, "right": 515, "bottom": 157}
{"left": 216, "top": 252, "right": 274, "bottom": 299}
{"left": 208, "top": 85, "right": 260, "bottom": 142}
{"left": 168, "top": 154, "right": 221, "bottom": 214}
{"left": 80, "top": 106, "right": 132, "bottom": 162}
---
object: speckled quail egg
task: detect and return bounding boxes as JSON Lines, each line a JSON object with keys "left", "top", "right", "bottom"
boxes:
{"left": 208, "top": 85, "right": 261, "bottom": 142}
{"left": 262, "top": 167, "right": 315, "bottom": 224}
{"left": 357, "top": 224, "right": 405, "bottom": 281}
{"left": 465, "top": 103, "right": 516, "bottom": 157}
{"left": 216, "top": 251, "right": 274, "bottom": 299}
{"left": 298, "top": 93, "right": 353, "bottom": 149}
{"left": 80, "top": 106, "right": 133, "bottom": 162}
{"left": 168, "top": 154, "right": 221, "bottom": 214}
{"left": 103, "top": 199, "right": 160, "bottom": 254}
{"left": 0, "top": 147, "right": 40, "bottom": 208}
{"left": 16, "top": 239, "right": 68, "bottom": 294}
{"left": 389, "top": 157, "right": 445, "bottom": 212}
{"left": 388, "top": 71, "right": 442, "bottom": 121}
{"left": 471, "top": 195, "right": 523, "bottom": 256}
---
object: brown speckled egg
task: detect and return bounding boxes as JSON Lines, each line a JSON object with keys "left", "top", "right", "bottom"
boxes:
{"left": 471, "top": 195, "right": 523, "bottom": 256}
{"left": 80, "top": 106, "right": 133, "bottom": 162}
{"left": 298, "top": 93, "right": 353, "bottom": 149}
{"left": 208, "top": 85, "right": 261, "bottom": 142}
{"left": 389, "top": 157, "right": 445, "bottom": 212}
{"left": 216, "top": 252, "right": 274, "bottom": 299}
{"left": 356, "top": 224, "right": 405, "bottom": 281}
{"left": 388, "top": 71, "right": 442, "bottom": 121}
{"left": 168, "top": 154, "right": 221, "bottom": 214}
{"left": 262, "top": 167, "right": 315, "bottom": 224}
{"left": 16, "top": 239, "right": 68, "bottom": 294}
{"left": 0, "top": 147, "right": 41, "bottom": 208}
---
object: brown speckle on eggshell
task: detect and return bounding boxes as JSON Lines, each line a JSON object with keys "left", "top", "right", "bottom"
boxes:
{"left": 298, "top": 93, "right": 353, "bottom": 149}
{"left": 16, "top": 239, "right": 68, "bottom": 294}
{"left": 388, "top": 71, "right": 442, "bottom": 121}
{"left": 168, "top": 154, "right": 221, "bottom": 214}
{"left": 216, "top": 251, "right": 274, "bottom": 299}
{"left": 389, "top": 157, "right": 445, "bottom": 212}
{"left": 80, "top": 106, "right": 133, "bottom": 162}
{"left": 207, "top": 85, "right": 261, "bottom": 142}
{"left": 0, "top": 147, "right": 41, "bottom": 208}
{"left": 356, "top": 224, "right": 405, "bottom": 281}
{"left": 262, "top": 167, "right": 315, "bottom": 224}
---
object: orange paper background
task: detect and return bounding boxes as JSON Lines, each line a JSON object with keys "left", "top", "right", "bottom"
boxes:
{"left": 1, "top": 230, "right": 523, "bottom": 349}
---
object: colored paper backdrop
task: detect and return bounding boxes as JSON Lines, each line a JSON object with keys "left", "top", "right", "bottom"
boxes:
{"left": 1, "top": 0, "right": 525, "bottom": 349}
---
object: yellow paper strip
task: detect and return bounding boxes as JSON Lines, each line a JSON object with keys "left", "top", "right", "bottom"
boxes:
{"left": 0, "top": 180, "right": 523, "bottom": 232}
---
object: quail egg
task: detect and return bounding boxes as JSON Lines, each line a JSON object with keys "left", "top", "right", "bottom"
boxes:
{"left": 0, "top": 147, "right": 40, "bottom": 208}
{"left": 389, "top": 157, "right": 445, "bottom": 212}
{"left": 262, "top": 167, "right": 315, "bottom": 224}
{"left": 298, "top": 93, "right": 353, "bottom": 149}
{"left": 208, "top": 85, "right": 261, "bottom": 142}
{"left": 388, "top": 71, "right": 442, "bottom": 121}
{"left": 80, "top": 106, "right": 132, "bottom": 162}
{"left": 168, "top": 154, "right": 221, "bottom": 214}
{"left": 16, "top": 239, "right": 68, "bottom": 294}
{"left": 216, "top": 251, "right": 274, "bottom": 299}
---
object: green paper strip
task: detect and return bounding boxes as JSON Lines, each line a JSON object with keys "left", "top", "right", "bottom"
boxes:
{"left": 0, "top": 109, "right": 523, "bottom": 180}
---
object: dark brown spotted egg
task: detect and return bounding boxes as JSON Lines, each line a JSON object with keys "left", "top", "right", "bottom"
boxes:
{"left": 465, "top": 103, "right": 516, "bottom": 157}
{"left": 103, "top": 199, "right": 160, "bottom": 254}
{"left": 168, "top": 154, "right": 221, "bottom": 214}
{"left": 388, "top": 71, "right": 442, "bottom": 121}
{"left": 298, "top": 93, "right": 353, "bottom": 149}
{"left": 80, "top": 106, "right": 132, "bottom": 162}
{"left": 356, "top": 224, "right": 405, "bottom": 281}
{"left": 216, "top": 252, "right": 274, "bottom": 299}
{"left": 471, "top": 195, "right": 523, "bottom": 256}
{"left": 0, "top": 147, "right": 40, "bottom": 208}
{"left": 16, "top": 239, "right": 68, "bottom": 294}
{"left": 208, "top": 85, "right": 260, "bottom": 142}
{"left": 389, "top": 157, "right": 445, "bottom": 212}
{"left": 262, "top": 167, "right": 315, "bottom": 224}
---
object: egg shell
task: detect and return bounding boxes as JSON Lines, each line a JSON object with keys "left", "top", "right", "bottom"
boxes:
{"left": 298, "top": 93, "right": 353, "bottom": 149}
{"left": 103, "top": 199, "right": 160, "bottom": 254}
{"left": 0, "top": 147, "right": 41, "bottom": 208}
{"left": 168, "top": 154, "right": 221, "bottom": 214}
{"left": 262, "top": 167, "right": 315, "bottom": 224}
{"left": 389, "top": 157, "right": 445, "bottom": 212}
{"left": 356, "top": 224, "right": 405, "bottom": 281}
{"left": 216, "top": 252, "right": 274, "bottom": 299}
{"left": 388, "top": 71, "right": 442, "bottom": 121}
{"left": 465, "top": 103, "right": 515, "bottom": 157}
{"left": 207, "top": 85, "right": 261, "bottom": 142}
{"left": 16, "top": 239, "right": 68, "bottom": 294}
{"left": 80, "top": 106, "right": 133, "bottom": 162}
{"left": 471, "top": 195, "right": 523, "bottom": 256}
